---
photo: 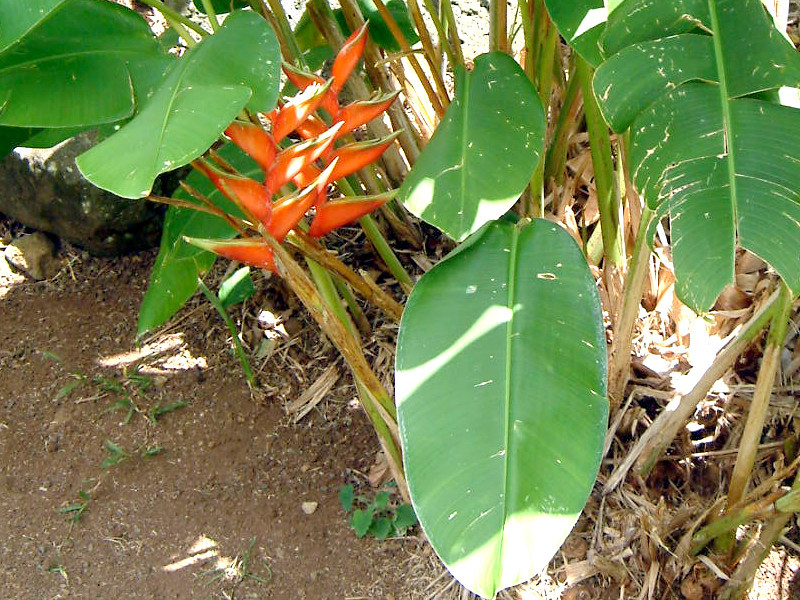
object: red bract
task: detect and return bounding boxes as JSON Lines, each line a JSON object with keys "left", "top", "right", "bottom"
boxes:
{"left": 197, "top": 20, "right": 400, "bottom": 275}
{"left": 224, "top": 121, "right": 276, "bottom": 173}
{"left": 335, "top": 92, "right": 399, "bottom": 139}
{"left": 327, "top": 132, "right": 401, "bottom": 182}
{"left": 265, "top": 123, "right": 341, "bottom": 196}
{"left": 308, "top": 193, "right": 393, "bottom": 238}
{"left": 185, "top": 237, "right": 277, "bottom": 273}
{"left": 193, "top": 160, "right": 272, "bottom": 227}
{"left": 330, "top": 23, "right": 369, "bottom": 96}
{"left": 269, "top": 159, "right": 337, "bottom": 242}
{"left": 283, "top": 62, "right": 339, "bottom": 117}
{"left": 271, "top": 80, "right": 332, "bottom": 143}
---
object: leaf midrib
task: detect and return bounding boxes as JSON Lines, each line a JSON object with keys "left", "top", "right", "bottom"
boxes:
{"left": 458, "top": 69, "right": 471, "bottom": 235}
{"left": 493, "top": 224, "right": 521, "bottom": 588}
{"left": 708, "top": 0, "right": 739, "bottom": 232}
{"left": 0, "top": 47, "right": 160, "bottom": 77}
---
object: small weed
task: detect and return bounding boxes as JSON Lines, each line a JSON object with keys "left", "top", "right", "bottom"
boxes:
{"left": 147, "top": 399, "right": 188, "bottom": 424}
{"left": 339, "top": 484, "right": 418, "bottom": 539}
{"left": 47, "top": 563, "right": 69, "bottom": 583}
{"left": 59, "top": 490, "right": 90, "bottom": 523}
{"left": 101, "top": 439, "right": 129, "bottom": 469}
{"left": 55, "top": 371, "right": 88, "bottom": 400}
{"left": 142, "top": 445, "right": 164, "bottom": 458}
{"left": 56, "top": 363, "right": 187, "bottom": 426}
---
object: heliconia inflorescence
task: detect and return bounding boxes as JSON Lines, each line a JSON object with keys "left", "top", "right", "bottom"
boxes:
{"left": 186, "top": 22, "right": 398, "bottom": 274}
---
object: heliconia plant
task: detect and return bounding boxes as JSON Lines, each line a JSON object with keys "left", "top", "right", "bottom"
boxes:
{"left": 182, "top": 22, "right": 399, "bottom": 270}
{"left": 2, "top": 1, "right": 799, "bottom": 599}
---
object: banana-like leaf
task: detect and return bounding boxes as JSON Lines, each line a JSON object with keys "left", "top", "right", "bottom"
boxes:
{"left": 77, "top": 10, "right": 280, "bottom": 199}
{"left": 593, "top": 0, "right": 800, "bottom": 312}
{"left": 137, "top": 145, "right": 258, "bottom": 337}
{"left": 0, "top": 0, "right": 169, "bottom": 127}
{"left": 396, "top": 219, "right": 608, "bottom": 599}
{"left": 398, "top": 52, "right": 545, "bottom": 242}
{"left": 543, "top": 0, "right": 607, "bottom": 66}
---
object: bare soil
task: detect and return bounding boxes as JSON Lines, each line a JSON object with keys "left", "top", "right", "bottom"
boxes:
{"left": 0, "top": 244, "right": 415, "bottom": 599}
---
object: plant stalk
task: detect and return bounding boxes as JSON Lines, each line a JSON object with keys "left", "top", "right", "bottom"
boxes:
{"left": 634, "top": 287, "right": 783, "bottom": 476}
{"left": 287, "top": 230, "right": 404, "bottom": 320}
{"left": 307, "top": 0, "right": 410, "bottom": 182}
{"left": 370, "top": 0, "right": 450, "bottom": 112}
{"left": 438, "top": 0, "right": 465, "bottom": 66}
{"left": 337, "top": 0, "right": 423, "bottom": 164}
{"left": 265, "top": 237, "right": 404, "bottom": 487}
{"left": 197, "top": 278, "right": 256, "bottom": 388}
{"left": 607, "top": 206, "right": 652, "bottom": 406}
{"left": 334, "top": 177, "right": 414, "bottom": 292}
{"left": 727, "top": 282, "right": 794, "bottom": 506}
{"left": 490, "top": 0, "right": 508, "bottom": 53}
{"left": 265, "top": 236, "right": 397, "bottom": 422}
{"left": 576, "top": 56, "right": 622, "bottom": 267}
{"left": 199, "top": 0, "right": 220, "bottom": 32}
{"left": 139, "top": 0, "right": 207, "bottom": 40}
{"left": 544, "top": 56, "right": 582, "bottom": 185}
{"left": 720, "top": 471, "right": 800, "bottom": 599}
{"left": 258, "top": 0, "right": 305, "bottom": 65}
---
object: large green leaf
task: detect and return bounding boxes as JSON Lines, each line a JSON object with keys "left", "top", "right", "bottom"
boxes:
{"left": 543, "top": 0, "right": 607, "bottom": 66}
{"left": 593, "top": 0, "right": 800, "bottom": 312}
{"left": 396, "top": 219, "right": 608, "bottom": 599}
{"left": 77, "top": 10, "right": 280, "bottom": 199}
{"left": 137, "top": 145, "right": 258, "bottom": 336}
{"left": 356, "top": 0, "right": 419, "bottom": 52}
{"left": 399, "top": 52, "right": 544, "bottom": 242}
{"left": 0, "top": 0, "right": 169, "bottom": 127}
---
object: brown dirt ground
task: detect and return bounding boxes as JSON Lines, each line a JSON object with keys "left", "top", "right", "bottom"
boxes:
{"left": 0, "top": 242, "right": 421, "bottom": 599}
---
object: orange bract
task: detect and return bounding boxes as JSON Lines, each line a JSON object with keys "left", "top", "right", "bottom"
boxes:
{"left": 308, "top": 194, "right": 393, "bottom": 238}
{"left": 198, "top": 21, "right": 399, "bottom": 273}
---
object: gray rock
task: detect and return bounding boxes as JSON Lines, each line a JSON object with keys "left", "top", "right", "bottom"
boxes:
{"left": 5, "top": 232, "right": 60, "bottom": 281}
{"left": 0, "top": 133, "right": 164, "bottom": 256}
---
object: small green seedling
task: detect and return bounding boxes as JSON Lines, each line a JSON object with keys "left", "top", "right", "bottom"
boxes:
{"left": 48, "top": 563, "right": 69, "bottom": 583}
{"left": 101, "top": 439, "right": 129, "bottom": 469}
{"left": 55, "top": 371, "right": 88, "bottom": 400}
{"left": 59, "top": 491, "right": 90, "bottom": 523}
{"left": 339, "top": 484, "right": 417, "bottom": 540}
{"left": 147, "top": 400, "right": 188, "bottom": 424}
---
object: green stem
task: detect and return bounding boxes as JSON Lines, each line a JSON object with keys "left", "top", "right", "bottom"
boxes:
{"left": 335, "top": 178, "right": 414, "bottom": 293}
{"left": 333, "top": 276, "right": 371, "bottom": 334}
{"left": 544, "top": 55, "right": 581, "bottom": 185}
{"left": 577, "top": 56, "right": 622, "bottom": 267}
{"left": 138, "top": 0, "right": 208, "bottom": 40}
{"left": 720, "top": 471, "right": 800, "bottom": 599}
{"left": 439, "top": 0, "right": 465, "bottom": 66}
{"left": 354, "top": 379, "right": 408, "bottom": 500}
{"left": 266, "top": 236, "right": 397, "bottom": 422}
{"left": 306, "top": 258, "right": 360, "bottom": 341}
{"left": 413, "top": 0, "right": 456, "bottom": 68}
{"left": 197, "top": 278, "right": 256, "bottom": 388}
{"left": 524, "top": 15, "right": 558, "bottom": 218}
{"left": 287, "top": 230, "right": 404, "bottom": 320}
{"left": 200, "top": 0, "right": 220, "bottom": 32}
{"left": 691, "top": 494, "right": 778, "bottom": 555}
{"left": 489, "top": 0, "right": 508, "bottom": 53}
{"left": 517, "top": 0, "right": 535, "bottom": 80}
{"left": 728, "top": 282, "right": 794, "bottom": 506}
{"left": 359, "top": 215, "right": 414, "bottom": 294}
{"left": 260, "top": 0, "right": 305, "bottom": 64}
